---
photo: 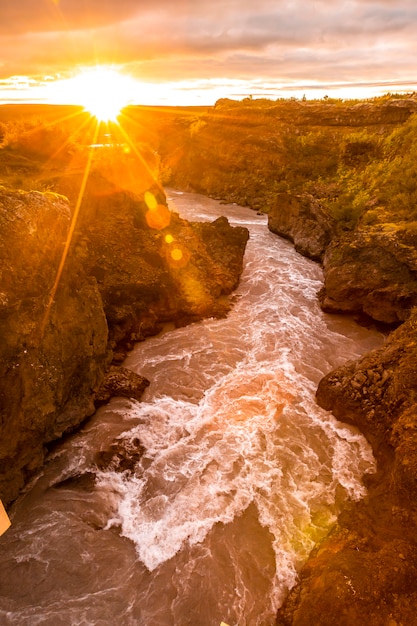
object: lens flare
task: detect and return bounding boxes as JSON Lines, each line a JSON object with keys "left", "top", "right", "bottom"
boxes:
{"left": 41, "top": 119, "right": 100, "bottom": 338}
{"left": 144, "top": 191, "right": 158, "bottom": 210}
{"left": 145, "top": 205, "right": 171, "bottom": 230}
{"left": 171, "top": 248, "right": 183, "bottom": 261}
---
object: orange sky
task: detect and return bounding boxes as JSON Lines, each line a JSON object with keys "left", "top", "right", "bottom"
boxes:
{"left": 0, "top": 0, "right": 416, "bottom": 105}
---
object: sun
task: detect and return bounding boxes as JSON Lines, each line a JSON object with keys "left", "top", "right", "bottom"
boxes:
{"left": 69, "top": 66, "right": 136, "bottom": 121}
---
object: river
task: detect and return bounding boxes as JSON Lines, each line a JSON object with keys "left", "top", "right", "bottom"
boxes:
{"left": 0, "top": 191, "right": 384, "bottom": 625}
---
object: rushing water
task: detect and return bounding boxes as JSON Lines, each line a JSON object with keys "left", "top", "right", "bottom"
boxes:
{"left": 0, "top": 191, "right": 384, "bottom": 626}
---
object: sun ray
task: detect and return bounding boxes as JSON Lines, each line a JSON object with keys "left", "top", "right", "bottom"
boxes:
{"left": 40, "top": 118, "right": 100, "bottom": 339}
{"left": 4, "top": 106, "right": 93, "bottom": 173}
{"left": 38, "top": 79, "right": 172, "bottom": 339}
{"left": 114, "top": 117, "right": 166, "bottom": 199}
{"left": 38, "top": 111, "right": 97, "bottom": 170}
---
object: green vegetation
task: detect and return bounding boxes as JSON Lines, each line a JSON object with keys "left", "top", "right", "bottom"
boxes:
{"left": 320, "top": 116, "right": 417, "bottom": 228}
{"left": 151, "top": 93, "right": 417, "bottom": 232}
{"left": 1, "top": 95, "right": 416, "bottom": 234}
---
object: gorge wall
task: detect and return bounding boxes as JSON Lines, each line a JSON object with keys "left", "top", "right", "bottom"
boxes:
{"left": 0, "top": 167, "right": 248, "bottom": 506}
{"left": 2, "top": 97, "right": 417, "bottom": 624}
{"left": 146, "top": 96, "right": 417, "bottom": 625}
{"left": 276, "top": 309, "right": 417, "bottom": 625}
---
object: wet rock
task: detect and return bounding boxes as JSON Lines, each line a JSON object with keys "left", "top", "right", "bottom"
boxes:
{"left": 268, "top": 193, "right": 337, "bottom": 261}
{"left": 94, "top": 365, "right": 150, "bottom": 406}
{"left": 52, "top": 472, "right": 97, "bottom": 492}
{"left": 94, "top": 437, "right": 145, "bottom": 474}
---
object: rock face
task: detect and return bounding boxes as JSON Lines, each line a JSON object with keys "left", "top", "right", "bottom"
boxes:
{"left": 267, "top": 198, "right": 417, "bottom": 325}
{"left": 266, "top": 98, "right": 417, "bottom": 127}
{"left": 318, "top": 225, "right": 417, "bottom": 324}
{"left": 0, "top": 187, "right": 109, "bottom": 505}
{"left": 268, "top": 193, "right": 337, "bottom": 261}
{"left": 72, "top": 173, "right": 249, "bottom": 349}
{"left": 316, "top": 310, "right": 417, "bottom": 498}
{"left": 0, "top": 182, "right": 249, "bottom": 505}
{"left": 276, "top": 310, "right": 417, "bottom": 625}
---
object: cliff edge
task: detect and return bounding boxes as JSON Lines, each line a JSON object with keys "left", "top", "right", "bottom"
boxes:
{"left": 0, "top": 180, "right": 248, "bottom": 506}
{"left": 276, "top": 310, "right": 417, "bottom": 626}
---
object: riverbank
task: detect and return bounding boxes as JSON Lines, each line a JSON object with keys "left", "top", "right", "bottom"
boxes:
{"left": 276, "top": 309, "right": 417, "bottom": 625}
{"left": 146, "top": 97, "right": 417, "bottom": 624}
{"left": 0, "top": 169, "right": 248, "bottom": 505}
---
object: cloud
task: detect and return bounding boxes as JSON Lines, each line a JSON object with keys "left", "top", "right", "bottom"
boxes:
{"left": 3, "top": 0, "right": 414, "bottom": 39}
{"left": 0, "top": 0, "right": 142, "bottom": 34}
{"left": 0, "top": 0, "right": 416, "bottom": 101}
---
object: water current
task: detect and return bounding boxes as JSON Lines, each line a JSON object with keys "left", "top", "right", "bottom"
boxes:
{"left": 0, "top": 191, "right": 384, "bottom": 625}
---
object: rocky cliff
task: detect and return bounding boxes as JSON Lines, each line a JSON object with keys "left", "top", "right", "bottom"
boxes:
{"left": 0, "top": 187, "right": 109, "bottom": 504}
{"left": 276, "top": 310, "right": 417, "bottom": 626}
{"left": 318, "top": 224, "right": 417, "bottom": 325}
{"left": 0, "top": 181, "right": 248, "bottom": 506}
{"left": 262, "top": 107, "right": 417, "bottom": 622}
{"left": 268, "top": 193, "right": 337, "bottom": 261}
{"left": 268, "top": 200, "right": 417, "bottom": 325}
{"left": 152, "top": 96, "right": 417, "bottom": 212}
{"left": 140, "top": 96, "right": 417, "bottom": 624}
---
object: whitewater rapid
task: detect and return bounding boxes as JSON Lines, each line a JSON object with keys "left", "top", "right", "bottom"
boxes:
{"left": 0, "top": 191, "right": 384, "bottom": 626}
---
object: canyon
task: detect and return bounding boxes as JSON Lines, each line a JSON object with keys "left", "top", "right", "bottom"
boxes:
{"left": 1, "top": 95, "right": 417, "bottom": 624}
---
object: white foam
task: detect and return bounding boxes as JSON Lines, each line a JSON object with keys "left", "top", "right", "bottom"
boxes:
{"left": 97, "top": 362, "right": 376, "bottom": 579}
{"left": 0, "top": 191, "right": 387, "bottom": 626}
{"left": 102, "top": 192, "right": 384, "bottom": 608}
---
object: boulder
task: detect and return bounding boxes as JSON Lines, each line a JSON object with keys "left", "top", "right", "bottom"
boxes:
{"left": 94, "top": 437, "right": 145, "bottom": 475}
{"left": 268, "top": 193, "right": 336, "bottom": 261}
{"left": 94, "top": 365, "right": 150, "bottom": 406}
{"left": 318, "top": 224, "right": 417, "bottom": 324}
{"left": 191, "top": 215, "right": 250, "bottom": 293}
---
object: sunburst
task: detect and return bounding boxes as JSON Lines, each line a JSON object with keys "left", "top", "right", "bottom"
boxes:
{"left": 68, "top": 66, "right": 136, "bottom": 121}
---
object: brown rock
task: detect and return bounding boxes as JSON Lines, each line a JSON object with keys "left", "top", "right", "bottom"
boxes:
{"left": 277, "top": 310, "right": 417, "bottom": 625}
{"left": 268, "top": 193, "right": 336, "bottom": 261}
{"left": 318, "top": 226, "right": 417, "bottom": 324}
{"left": 72, "top": 173, "right": 249, "bottom": 348}
{"left": 94, "top": 365, "right": 150, "bottom": 406}
{"left": 94, "top": 437, "right": 145, "bottom": 474}
{"left": 0, "top": 188, "right": 110, "bottom": 505}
